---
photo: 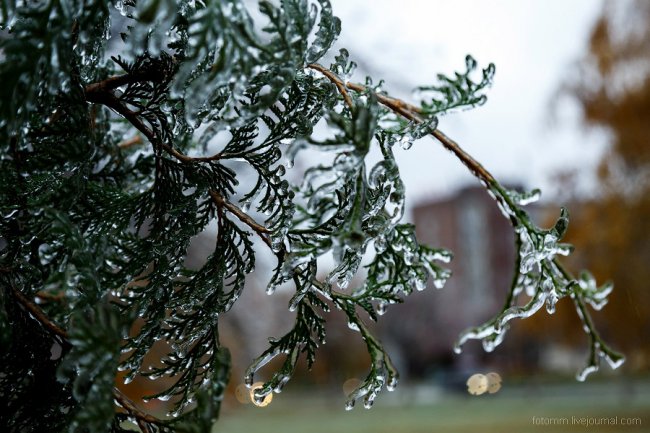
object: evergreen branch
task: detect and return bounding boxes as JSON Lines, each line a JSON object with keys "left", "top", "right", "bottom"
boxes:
{"left": 85, "top": 88, "right": 158, "bottom": 147}
{"left": 118, "top": 135, "right": 143, "bottom": 149}
{"left": 85, "top": 79, "right": 194, "bottom": 164}
{"left": 307, "top": 61, "right": 622, "bottom": 379}
{"left": 9, "top": 286, "right": 170, "bottom": 429}
{"left": 2, "top": 1, "right": 623, "bottom": 428}
{"left": 209, "top": 190, "right": 273, "bottom": 248}
{"left": 332, "top": 294, "right": 398, "bottom": 409}
{"left": 84, "top": 72, "right": 157, "bottom": 95}
{"left": 307, "top": 63, "right": 353, "bottom": 109}
{"left": 85, "top": 80, "right": 239, "bottom": 164}
{"left": 306, "top": 63, "right": 536, "bottom": 234}
{"left": 307, "top": 63, "right": 496, "bottom": 187}
{"left": 114, "top": 388, "right": 171, "bottom": 428}
{"left": 555, "top": 260, "right": 625, "bottom": 378}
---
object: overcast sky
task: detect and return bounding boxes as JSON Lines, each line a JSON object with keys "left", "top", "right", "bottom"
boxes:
{"left": 327, "top": 0, "right": 606, "bottom": 207}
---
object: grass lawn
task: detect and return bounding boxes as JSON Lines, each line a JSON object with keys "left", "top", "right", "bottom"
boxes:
{"left": 217, "top": 380, "right": 650, "bottom": 433}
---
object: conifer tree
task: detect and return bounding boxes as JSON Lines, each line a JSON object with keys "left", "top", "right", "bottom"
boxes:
{"left": 0, "top": 1, "right": 623, "bottom": 432}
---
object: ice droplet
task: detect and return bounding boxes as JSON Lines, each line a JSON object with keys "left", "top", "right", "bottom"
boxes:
{"left": 344, "top": 400, "right": 355, "bottom": 411}
{"left": 398, "top": 134, "right": 413, "bottom": 150}
{"left": 509, "top": 188, "right": 541, "bottom": 206}
{"left": 386, "top": 376, "right": 398, "bottom": 392}
{"left": 576, "top": 364, "right": 599, "bottom": 382}
{"left": 274, "top": 375, "right": 290, "bottom": 393}
{"left": 3, "top": 209, "right": 18, "bottom": 220}
{"left": 403, "top": 250, "right": 415, "bottom": 266}
{"left": 482, "top": 338, "right": 495, "bottom": 353}
{"left": 432, "top": 276, "right": 447, "bottom": 289}
{"left": 603, "top": 352, "right": 625, "bottom": 370}
{"left": 167, "top": 408, "right": 183, "bottom": 418}
{"left": 415, "top": 275, "right": 427, "bottom": 291}
{"left": 374, "top": 236, "right": 387, "bottom": 253}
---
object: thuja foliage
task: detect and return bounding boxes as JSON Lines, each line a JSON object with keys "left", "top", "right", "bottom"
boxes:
{"left": 0, "top": 1, "right": 624, "bottom": 431}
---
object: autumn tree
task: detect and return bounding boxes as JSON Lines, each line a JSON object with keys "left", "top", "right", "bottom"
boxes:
{"left": 0, "top": 1, "right": 623, "bottom": 432}
{"left": 555, "top": 0, "right": 650, "bottom": 370}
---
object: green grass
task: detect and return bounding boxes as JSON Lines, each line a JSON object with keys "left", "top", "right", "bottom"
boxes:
{"left": 217, "top": 381, "right": 650, "bottom": 433}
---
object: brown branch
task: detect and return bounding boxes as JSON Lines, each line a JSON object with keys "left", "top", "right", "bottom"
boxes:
{"left": 209, "top": 190, "right": 273, "bottom": 249}
{"left": 114, "top": 388, "right": 169, "bottom": 427}
{"left": 10, "top": 285, "right": 68, "bottom": 340}
{"left": 9, "top": 277, "right": 168, "bottom": 429}
{"left": 430, "top": 129, "right": 496, "bottom": 185}
{"left": 85, "top": 82, "right": 229, "bottom": 164}
{"left": 306, "top": 63, "right": 498, "bottom": 186}
{"left": 118, "top": 135, "right": 143, "bottom": 150}
{"left": 307, "top": 63, "right": 354, "bottom": 109}
{"left": 35, "top": 290, "right": 65, "bottom": 302}
{"left": 84, "top": 70, "right": 159, "bottom": 96}
{"left": 85, "top": 90, "right": 157, "bottom": 146}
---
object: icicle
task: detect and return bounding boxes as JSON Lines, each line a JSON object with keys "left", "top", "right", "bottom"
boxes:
{"left": 576, "top": 364, "right": 599, "bottom": 382}
{"left": 347, "top": 321, "right": 360, "bottom": 332}
{"left": 602, "top": 351, "right": 625, "bottom": 370}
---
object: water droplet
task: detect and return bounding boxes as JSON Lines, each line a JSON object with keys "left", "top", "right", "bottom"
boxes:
{"left": 250, "top": 383, "right": 273, "bottom": 407}
{"left": 3, "top": 209, "right": 19, "bottom": 220}
{"left": 374, "top": 236, "right": 387, "bottom": 253}
{"left": 386, "top": 376, "right": 398, "bottom": 392}
{"left": 403, "top": 250, "right": 415, "bottom": 265}
{"left": 398, "top": 134, "right": 413, "bottom": 150}
{"left": 414, "top": 275, "right": 427, "bottom": 291}
{"left": 433, "top": 276, "right": 447, "bottom": 289}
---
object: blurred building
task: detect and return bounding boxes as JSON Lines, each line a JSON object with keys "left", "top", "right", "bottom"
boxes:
{"left": 379, "top": 185, "right": 546, "bottom": 379}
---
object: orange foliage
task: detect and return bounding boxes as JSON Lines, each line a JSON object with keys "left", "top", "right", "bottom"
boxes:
{"left": 550, "top": 0, "right": 650, "bottom": 371}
